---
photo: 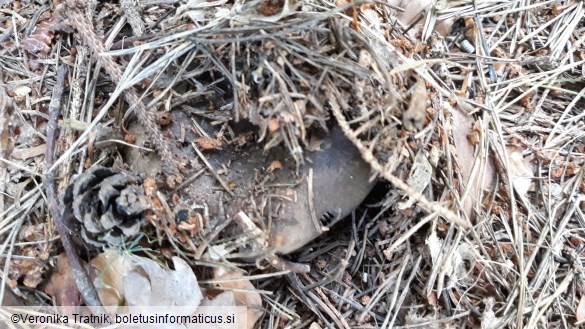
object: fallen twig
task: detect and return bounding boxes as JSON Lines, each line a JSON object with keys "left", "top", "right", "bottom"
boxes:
{"left": 42, "top": 64, "right": 105, "bottom": 313}
{"left": 0, "top": 70, "right": 13, "bottom": 214}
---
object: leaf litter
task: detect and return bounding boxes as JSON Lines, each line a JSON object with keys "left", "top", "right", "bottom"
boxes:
{"left": 0, "top": 0, "right": 584, "bottom": 328}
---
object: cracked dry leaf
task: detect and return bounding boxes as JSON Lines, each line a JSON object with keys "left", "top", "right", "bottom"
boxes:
{"left": 91, "top": 250, "right": 202, "bottom": 312}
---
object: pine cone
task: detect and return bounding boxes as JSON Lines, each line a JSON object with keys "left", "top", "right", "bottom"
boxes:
{"left": 61, "top": 166, "right": 149, "bottom": 248}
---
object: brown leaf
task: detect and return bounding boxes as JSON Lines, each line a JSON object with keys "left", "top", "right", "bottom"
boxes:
{"left": 267, "top": 160, "right": 282, "bottom": 173}
{"left": 403, "top": 81, "right": 428, "bottom": 131}
{"left": 44, "top": 253, "right": 83, "bottom": 312}
{"left": 307, "top": 135, "right": 325, "bottom": 152}
{"left": 90, "top": 250, "right": 127, "bottom": 306}
{"left": 451, "top": 105, "right": 495, "bottom": 221}
{"left": 268, "top": 117, "right": 280, "bottom": 133}
{"left": 21, "top": 20, "right": 55, "bottom": 57}
{"left": 212, "top": 267, "right": 262, "bottom": 329}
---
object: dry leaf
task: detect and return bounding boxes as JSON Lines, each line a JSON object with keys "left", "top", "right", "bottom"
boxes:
{"left": 506, "top": 146, "right": 533, "bottom": 196}
{"left": 126, "top": 256, "right": 201, "bottom": 309}
{"left": 197, "top": 137, "right": 223, "bottom": 150}
{"left": 481, "top": 298, "right": 502, "bottom": 329}
{"left": 267, "top": 160, "right": 282, "bottom": 173}
{"left": 576, "top": 294, "right": 585, "bottom": 323}
{"left": 398, "top": 151, "right": 431, "bottom": 210}
{"left": 10, "top": 144, "right": 46, "bottom": 160}
{"left": 21, "top": 20, "right": 55, "bottom": 57}
{"left": 91, "top": 250, "right": 202, "bottom": 311}
{"left": 212, "top": 267, "right": 262, "bottom": 329}
{"left": 267, "top": 118, "right": 280, "bottom": 133}
{"left": 307, "top": 135, "right": 325, "bottom": 152}
{"left": 450, "top": 105, "right": 494, "bottom": 220}
{"left": 44, "top": 253, "right": 83, "bottom": 312}
{"left": 427, "top": 291, "right": 438, "bottom": 307}
{"left": 13, "top": 85, "right": 31, "bottom": 97}
{"left": 309, "top": 322, "right": 323, "bottom": 329}
{"left": 90, "top": 250, "right": 130, "bottom": 306}
{"left": 386, "top": 0, "right": 454, "bottom": 37}
{"left": 403, "top": 81, "right": 428, "bottom": 131}
{"left": 201, "top": 291, "right": 237, "bottom": 308}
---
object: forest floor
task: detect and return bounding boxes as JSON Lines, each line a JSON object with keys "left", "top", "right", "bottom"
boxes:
{"left": 1, "top": 0, "right": 585, "bottom": 328}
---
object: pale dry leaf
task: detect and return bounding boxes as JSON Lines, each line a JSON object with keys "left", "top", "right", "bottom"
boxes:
{"left": 177, "top": 0, "right": 226, "bottom": 23}
{"left": 481, "top": 298, "right": 501, "bottom": 329}
{"left": 405, "top": 310, "right": 456, "bottom": 329}
{"left": 213, "top": 267, "right": 262, "bottom": 329}
{"left": 489, "top": 136, "right": 534, "bottom": 200}
{"left": 506, "top": 146, "right": 533, "bottom": 196}
{"left": 577, "top": 294, "right": 585, "bottom": 323}
{"left": 403, "top": 81, "right": 427, "bottom": 131}
{"left": 386, "top": 0, "right": 433, "bottom": 26}
{"left": 450, "top": 104, "right": 494, "bottom": 220}
{"left": 385, "top": 0, "right": 454, "bottom": 37}
{"left": 426, "top": 291, "right": 438, "bottom": 307}
{"left": 199, "top": 291, "right": 250, "bottom": 329}
{"left": 425, "top": 231, "right": 468, "bottom": 288}
{"left": 398, "top": 151, "right": 431, "bottom": 209}
{"left": 124, "top": 256, "right": 202, "bottom": 310}
{"left": 91, "top": 250, "right": 202, "bottom": 312}
{"left": 90, "top": 250, "right": 131, "bottom": 306}
{"left": 309, "top": 322, "right": 323, "bottom": 329}
{"left": 425, "top": 231, "right": 442, "bottom": 267}
{"left": 10, "top": 144, "right": 47, "bottom": 160}
{"left": 13, "top": 85, "right": 31, "bottom": 97}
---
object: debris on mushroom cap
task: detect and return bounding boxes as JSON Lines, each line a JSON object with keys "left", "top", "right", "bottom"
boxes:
{"left": 61, "top": 166, "right": 150, "bottom": 248}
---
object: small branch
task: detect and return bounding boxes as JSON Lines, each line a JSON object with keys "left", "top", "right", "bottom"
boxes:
{"left": 0, "top": 70, "right": 14, "bottom": 214}
{"left": 43, "top": 64, "right": 105, "bottom": 314}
